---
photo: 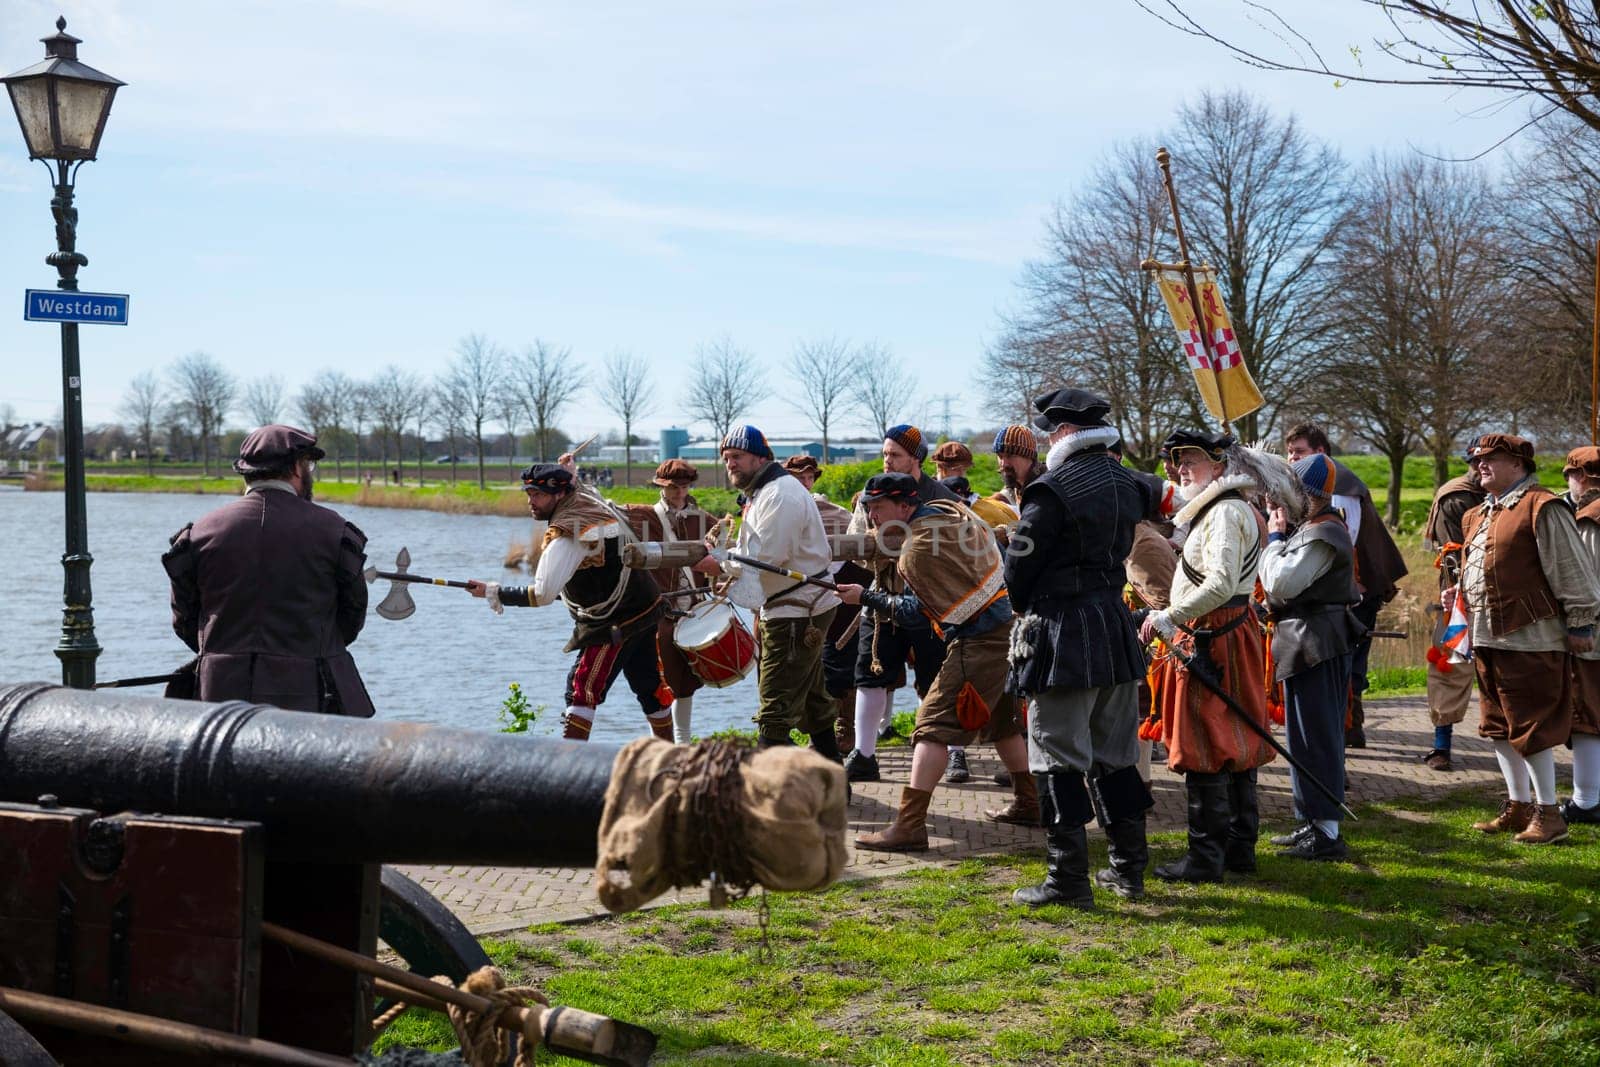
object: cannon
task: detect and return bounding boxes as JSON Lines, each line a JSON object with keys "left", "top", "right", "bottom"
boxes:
{"left": 0, "top": 681, "right": 647, "bottom": 1065}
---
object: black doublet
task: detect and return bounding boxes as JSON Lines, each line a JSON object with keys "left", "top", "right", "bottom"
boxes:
{"left": 1005, "top": 442, "right": 1160, "bottom": 695}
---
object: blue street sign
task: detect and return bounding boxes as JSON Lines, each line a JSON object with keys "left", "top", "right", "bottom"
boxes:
{"left": 24, "top": 289, "right": 129, "bottom": 325}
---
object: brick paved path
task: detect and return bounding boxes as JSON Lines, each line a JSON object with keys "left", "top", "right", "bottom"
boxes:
{"left": 396, "top": 695, "right": 1570, "bottom": 936}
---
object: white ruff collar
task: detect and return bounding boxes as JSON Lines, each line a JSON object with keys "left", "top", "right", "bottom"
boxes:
{"left": 1173, "top": 472, "right": 1257, "bottom": 527}
{"left": 1045, "top": 426, "right": 1122, "bottom": 471}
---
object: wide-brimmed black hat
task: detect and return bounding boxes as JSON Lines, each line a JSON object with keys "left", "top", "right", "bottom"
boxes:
{"left": 234, "top": 424, "right": 324, "bottom": 475}
{"left": 1031, "top": 387, "right": 1110, "bottom": 432}
{"left": 1161, "top": 429, "right": 1234, "bottom": 461}
{"left": 861, "top": 472, "right": 920, "bottom": 504}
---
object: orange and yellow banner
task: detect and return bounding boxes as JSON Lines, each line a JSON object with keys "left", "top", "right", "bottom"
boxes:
{"left": 1153, "top": 267, "right": 1264, "bottom": 423}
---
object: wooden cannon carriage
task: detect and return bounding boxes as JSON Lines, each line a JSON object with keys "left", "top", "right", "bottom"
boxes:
{"left": 0, "top": 682, "right": 656, "bottom": 1066}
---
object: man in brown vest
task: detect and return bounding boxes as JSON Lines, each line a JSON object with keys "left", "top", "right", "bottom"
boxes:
{"left": 1560, "top": 446, "right": 1600, "bottom": 825}
{"left": 1445, "top": 434, "right": 1598, "bottom": 845}
{"left": 1285, "top": 423, "right": 1409, "bottom": 749}
{"left": 163, "top": 424, "right": 375, "bottom": 716}
{"left": 1417, "top": 440, "right": 1486, "bottom": 770}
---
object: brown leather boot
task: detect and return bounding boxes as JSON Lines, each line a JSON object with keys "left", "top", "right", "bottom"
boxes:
{"left": 856, "top": 787, "right": 932, "bottom": 852}
{"left": 1472, "top": 799, "right": 1535, "bottom": 834}
{"left": 1514, "top": 804, "right": 1570, "bottom": 845}
{"left": 985, "top": 772, "right": 1040, "bottom": 825}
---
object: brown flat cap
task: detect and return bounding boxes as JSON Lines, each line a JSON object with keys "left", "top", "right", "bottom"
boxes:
{"left": 653, "top": 458, "right": 699, "bottom": 486}
{"left": 783, "top": 454, "right": 821, "bottom": 476}
{"left": 931, "top": 441, "right": 973, "bottom": 467}
{"left": 234, "top": 424, "right": 323, "bottom": 475}
{"left": 1466, "top": 433, "right": 1536, "bottom": 473}
{"left": 1563, "top": 446, "right": 1600, "bottom": 478}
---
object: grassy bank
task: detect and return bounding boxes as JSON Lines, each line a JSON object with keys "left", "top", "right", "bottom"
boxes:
{"left": 375, "top": 788, "right": 1598, "bottom": 1066}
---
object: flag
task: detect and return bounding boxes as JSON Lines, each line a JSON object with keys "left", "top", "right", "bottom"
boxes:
{"left": 1153, "top": 267, "right": 1264, "bottom": 423}
{"left": 1441, "top": 598, "right": 1471, "bottom": 664}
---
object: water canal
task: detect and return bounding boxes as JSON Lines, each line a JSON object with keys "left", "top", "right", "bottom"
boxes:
{"left": 2, "top": 489, "right": 914, "bottom": 741}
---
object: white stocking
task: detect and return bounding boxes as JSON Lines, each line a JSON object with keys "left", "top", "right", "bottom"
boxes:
{"left": 671, "top": 697, "right": 694, "bottom": 744}
{"left": 1571, "top": 734, "right": 1600, "bottom": 809}
{"left": 854, "top": 688, "right": 889, "bottom": 757}
{"left": 1493, "top": 740, "right": 1532, "bottom": 802}
{"left": 1525, "top": 747, "right": 1558, "bottom": 806}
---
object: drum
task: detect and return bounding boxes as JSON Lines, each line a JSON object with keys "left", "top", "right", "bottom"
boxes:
{"left": 672, "top": 599, "right": 757, "bottom": 688}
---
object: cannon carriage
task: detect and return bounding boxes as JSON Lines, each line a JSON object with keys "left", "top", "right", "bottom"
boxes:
{"left": 0, "top": 681, "right": 657, "bottom": 1066}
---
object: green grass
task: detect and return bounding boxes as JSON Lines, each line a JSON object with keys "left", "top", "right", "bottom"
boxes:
{"left": 1365, "top": 665, "right": 1429, "bottom": 698}
{"left": 373, "top": 789, "right": 1600, "bottom": 1065}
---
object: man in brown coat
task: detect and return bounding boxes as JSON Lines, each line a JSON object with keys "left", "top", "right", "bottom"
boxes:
{"left": 1444, "top": 434, "right": 1598, "bottom": 845}
{"left": 163, "top": 425, "right": 375, "bottom": 716}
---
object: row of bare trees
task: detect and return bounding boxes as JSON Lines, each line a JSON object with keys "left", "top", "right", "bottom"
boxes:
{"left": 986, "top": 88, "right": 1599, "bottom": 522}
{"left": 109, "top": 331, "right": 926, "bottom": 489}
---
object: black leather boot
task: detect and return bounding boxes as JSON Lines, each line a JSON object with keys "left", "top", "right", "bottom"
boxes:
{"left": 1013, "top": 771, "right": 1095, "bottom": 909}
{"left": 1154, "top": 772, "right": 1229, "bottom": 883}
{"left": 1224, "top": 768, "right": 1259, "bottom": 874}
{"left": 808, "top": 728, "right": 842, "bottom": 764}
{"left": 1090, "top": 765, "right": 1153, "bottom": 901}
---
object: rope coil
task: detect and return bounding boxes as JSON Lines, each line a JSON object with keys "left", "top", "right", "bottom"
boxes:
{"left": 371, "top": 966, "right": 550, "bottom": 1067}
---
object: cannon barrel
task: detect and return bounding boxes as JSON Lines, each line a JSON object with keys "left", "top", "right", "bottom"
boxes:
{"left": 0, "top": 682, "right": 619, "bottom": 867}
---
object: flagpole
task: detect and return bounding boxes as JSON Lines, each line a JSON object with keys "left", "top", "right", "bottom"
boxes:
{"left": 1155, "top": 147, "right": 1232, "bottom": 436}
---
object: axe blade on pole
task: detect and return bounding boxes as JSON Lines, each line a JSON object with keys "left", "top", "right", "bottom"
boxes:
{"left": 366, "top": 547, "right": 418, "bottom": 621}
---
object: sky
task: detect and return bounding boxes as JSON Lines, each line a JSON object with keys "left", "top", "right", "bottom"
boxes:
{"left": 0, "top": 0, "right": 1531, "bottom": 445}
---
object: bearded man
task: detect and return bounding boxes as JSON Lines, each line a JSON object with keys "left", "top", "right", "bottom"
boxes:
{"left": 1445, "top": 434, "right": 1598, "bottom": 845}
{"left": 692, "top": 426, "right": 841, "bottom": 751}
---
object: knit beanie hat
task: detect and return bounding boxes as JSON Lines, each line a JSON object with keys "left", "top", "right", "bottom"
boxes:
{"left": 720, "top": 425, "right": 773, "bottom": 460}
{"left": 884, "top": 424, "right": 927, "bottom": 461}
{"left": 992, "top": 425, "right": 1039, "bottom": 460}
{"left": 1292, "top": 454, "right": 1337, "bottom": 499}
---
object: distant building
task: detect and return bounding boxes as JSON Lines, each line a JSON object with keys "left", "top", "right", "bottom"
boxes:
{"left": 3, "top": 423, "right": 55, "bottom": 456}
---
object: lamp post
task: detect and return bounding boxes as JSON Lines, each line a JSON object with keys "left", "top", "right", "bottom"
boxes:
{"left": 2, "top": 18, "right": 124, "bottom": 689}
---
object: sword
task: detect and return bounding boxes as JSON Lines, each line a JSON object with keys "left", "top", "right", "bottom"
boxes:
{"left": 1171, "top": 643, "right": 1358, "bottom": 821}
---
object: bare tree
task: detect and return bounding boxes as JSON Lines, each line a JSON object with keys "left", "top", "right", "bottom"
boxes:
{"left": 1313, "top": 155, "right": 1427, "bottom": 524}
{"left": 169, "top": 352, "right": 235, "bottom": 477}
{"left": 1161, "top": 91, "right": 1346, "bottom": 441}
{"left": 787, "top": 337, "right": 856, "bottom": 463}
{"left": 118, "top": 371, "right": 163, "bottom": 475}
{"left": 1137, "top": 1, "right": 1600, "bottom": 137}
{"left": 852, "top": 341, "right": 914, "bottom": 440}
{"left": 444, "top": 333, "right": 502, "bottom": 489}
{"left": 412, "top": 393, "right": 432, "bottom": 487}
{"left": 683, "top": 336, "right": 766, "bottom": 449}
{"left": 1501, "top": 116, "right": 1600, "bottom": 447}
{"left": 299, "top": 370, "right": 357, "bottom": 482}
{"left": 368, "top": 366, "right": 422, "bottom": 484}
{"left": 433, "top": 373, "right": 468, "bottom": 485}
{"left": 984, "top": 137, "right": 1196, "bottom": 469}
{"left": 241, "top": 375, "right": 287, "bottom": 427}
{"left": 349, "top": 382, "right": 371, "bottom": 484}
{"left": 510, "top": 340, "right": 586, "bottom": 463}
{"left": 495, "top": 393, "right": 522, "bottom": 483}
{"left": 601, "top": 351, "right": 655, "bottom": 485}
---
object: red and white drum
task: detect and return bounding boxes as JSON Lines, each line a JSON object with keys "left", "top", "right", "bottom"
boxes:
{"left": 673, "top": 600, "right": 757, "bottom": 688}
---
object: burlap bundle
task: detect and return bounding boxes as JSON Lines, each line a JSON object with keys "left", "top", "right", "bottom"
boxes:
{"left": 594, "top": 738, "right": 848, "bottom": 913}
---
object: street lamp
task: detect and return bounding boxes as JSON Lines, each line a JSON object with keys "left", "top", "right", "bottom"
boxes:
{"left": 2, "top": 18, "right": 124, "bottom": 689}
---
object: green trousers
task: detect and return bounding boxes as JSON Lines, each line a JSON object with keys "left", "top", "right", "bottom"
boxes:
{"left": 756, "top": 607, "right": 838, "bottom": 744}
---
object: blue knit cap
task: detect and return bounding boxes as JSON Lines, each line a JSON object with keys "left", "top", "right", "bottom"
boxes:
{"left": 885, "top": 424, "right": 927, "bottom": 461}
{"left": 1292, "top": 454, "right": 1337, "bottom": 499}
{"left": 720, "top": 425, "right": 773, "bottom": 460}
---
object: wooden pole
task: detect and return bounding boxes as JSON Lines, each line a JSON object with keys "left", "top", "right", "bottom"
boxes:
{"left": 261, "top": 922, "right": 653, "bottom": 1067}
{"left": 0, "top": 986, "right": 351, "bottom": 1067}
{"left": 1155, "top": 146, "right": 1232, "bottom": 436}
{"left": 1591, "top": 237, "right": 1598, "bottom": 445}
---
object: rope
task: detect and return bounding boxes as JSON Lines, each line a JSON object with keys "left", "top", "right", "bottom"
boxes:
{"left": 373, "top": 967, "right": 550, "bottom": 1067}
